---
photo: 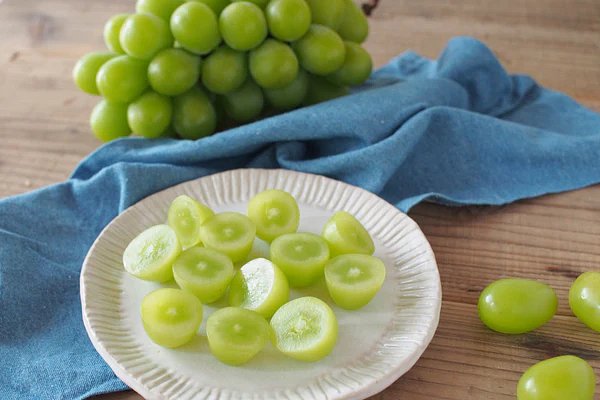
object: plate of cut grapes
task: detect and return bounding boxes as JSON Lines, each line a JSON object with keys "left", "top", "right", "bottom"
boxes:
{"left": 80, "top": 168, "right": 441, "bottom": 400}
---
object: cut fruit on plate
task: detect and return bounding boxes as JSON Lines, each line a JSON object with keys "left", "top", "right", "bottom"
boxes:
{"left": 322, "top": 211, "right": 375, "bottom": 257}
{"left": 199, "top": 212, "right": 256, "bottom": 263}
{"left": 247, "top": 189, "right": 300, "bottom": 242}
{"left": 168, "top": 195, "right": 214, "bottom": 250}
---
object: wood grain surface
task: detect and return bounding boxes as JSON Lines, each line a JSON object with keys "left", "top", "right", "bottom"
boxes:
{"left": 1, "top": 0, "right": 599, "bottom": 399}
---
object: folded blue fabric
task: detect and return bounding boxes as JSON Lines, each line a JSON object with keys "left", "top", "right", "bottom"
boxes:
{"left": 1, "top": 36, "right": 599, "bottom": 399}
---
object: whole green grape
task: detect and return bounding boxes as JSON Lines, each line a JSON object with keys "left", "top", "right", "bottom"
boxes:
{"left": 304, "top": 74, "right": 348, "bottom": 105}
{"left": 478, "top": 278, "right": 557, "bottom": 334}
{"left": 219, "top": 2, "right": 268, "bottom": 51}
{"left": 127, "top": 91, "right": 173, "bottom": 138}
{"left": 171, "top": 2, "right": 221, "bottom": 55}
{"left": 96, "top": 55, "right": 149, "bottom": 103}
{"left": 173, "top": 87, "right": 217, "bottom": 139}
{"left": 328, "top": 42, "right": 372, "bottom": 86}
{"left": 230, "top": 0, "right": 269, "bottom": 8}
{"left": 293, "top": 24, "right": 346, "bottom": 75}
{"left": 569, "top": 271, "right": 600, "bottom": 332}
{"left": 517, "top": 355, "right": 595, "bottom": 400}
{"left": 264, "top": 69, "right": 308, "bottom": 110}
{"left": 202, "top": 46, "right": 248, "bottom": 94}
{"left": 305, "top": 0, "right": 344, "bottom": 29}
{"left": 73, "top": 52, "right": 116, "bottom": 95}
{"left": 119, "top": 13, "right": 173, "bottom": 60}
{"left": 220, "top": 80, "right": 264, "bottom": 122}
{"left": 250, "top": 39, "right": 298, "bottom": 89}
{"left": 90, "top": 100, "right": 132, "bottom": 142}
{"left": 148, "top": 48, "right": 201, "bottom": 96}
{"left": 136, "top": 0, "right": 186, "bottom": 21}
{"left": 337, "top": 0, "right": 368, "bottom": 43}
{"left": 265, "top": 0, "right": 311, "bottom": 41}
{"left": 188, "top": 0, "right": 230, "bottom": 15}
{"left": 103, "top": 14, "right": 129, "bottom": 54}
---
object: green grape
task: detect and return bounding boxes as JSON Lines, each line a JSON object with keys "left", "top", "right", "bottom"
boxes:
{"left": 478, "top": 278, "right": 558, "bottom": 334}
{"left": 304, "top": 74, "right": 348, "bottom": 105}
{"left": 337, "top": 0, "right": 368, "bottom": 43}
{"left": 247, "top": 189, "right": 300, "bottom": 242}
{"left": 171, "top": 2, "right": 221, "bottom": 55}
{"left": 270, "top": 232, "right": 330, "bottom": 287}
{"left": 569, "top": 271, "right": 600, "bottom": 332}
{"left": 189, "top": 0, "right": 230, "bottom": 15}
{"left": 173, "top": 247, "right": 234, "bottom": 303}
{"left": 250, "top": 39, "right": 299, "bottom": 89}
{"left": 230, "top": 0, "right": 269, "bottom": 8}
{"left": 264, "top": 69, "right": 309, "bottom": 110}
{"left": 168, "top": 195, "right": 215, "bottom": 249}
{"left": 321, "top": 211, "right": 374, "bottom": 256}
{"left": 201, "top": 46, "right": 248, "bottom": 94}
{"left": 325, "top": 254, "right": 385, "bottom": 310}
{"left": 96, "top": 55, "right": 149, "bottom": 103}
{"left": 199, "top": 212, "right": 256, "bottom": 262}
{"left": 219, "top": 80, "right": 264, "bottom": 122}
{"left": 148, "top": 48, "right": 201, "bottom": 96}
{"left": 173, "top": 87, "right": 217, "bottom": 139}
{"left": 207, "top": 307, "right": 271, "bottom": 365}
{"left": 73, "top": 52, "right": 116, "bottom": 95}
{"left": 305, "top": 0, "right": 344, "bottom": 29}
{"left": 136, "top": 0, "right": 186, "bottom": 21}
{"left": 228, "top": 258, "right": 290, "bottom": 318}
{"left": 103, "top": 14, "right": 129, "bottom": 54}
{"left": 270, "top": 297, "right": 338, "bottom": 362}
{"left": 127, "top": 91, "right": 172, "bottom": 138}
{"left": 517, "top": 355, "right": 595, "bottom": 400}
{"left": 141, "top": 288, "right": 203, "bottom": 348}
{"left": 265, "top": 0, "right": 311, "bottom": 41}
{"left": 292, "top": 24, "right": 346, "bottom": 75}
{"left": 327, "top": 41, "right": 372, "bottom": 86}
{"left": 123, "top": 225, "right": 181, "bottom": 282}
{"left": 219, "top": 2, "right": 267, "bottom": 51}
{"left": 90, "top": 100, "right": 132, "bottom": 142}
{"left": 119, "top": 13, "right": 173, "bottom": 60}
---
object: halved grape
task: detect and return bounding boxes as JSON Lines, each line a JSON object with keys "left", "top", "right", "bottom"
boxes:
{"left": 201, "top": 46, "right": 248, "bottom": 94}
{"left": 219, "top": 2, "right": 267, "bottom": 51}
{"left": 148, "top": 48, "right": 201, "bottom": 96}
{"left": 250, "top": 39, "right": 299, "bottom": 89}
{"left": 327, "top": 42, "right": 372, "bottom": 86}
{"left": 104, "top": 14, "right": 129, "bottom": 54}
{"left": 123, "top": 225, "right": 181, "bottom": 282}
{"left": 270, "top": 296, "right": 338, "bottom": 362}
{"left": 219, "top": 79, "right": 264, "bottom": 123}
{"left": 173, "top": 247, "right": 234, "bottom": 303}
{"left": 173, "top": 87, "right": 217, "bottom": 140}
{"left": 305, "top": 0, "right": 345, "bottom": 29}
{"left": 324, "top": 254, "right": 385, "bottom": 309}
{"left": 304, "top": 74, "right": 348, "bottom": 105}
{"left": 127, "top": 91, "right": 172, "bottom": 138}
{"left": 228, "top": 258, "right": 290, "bottom": 318}
{"left": 171, "top": 2, "right": 221, "bottom": 55}
{"left": 265, "top": 0, "right": 311, "bottom": 42}
{"left": 270, "top": 232, "right": 330, "bottom": 287}
{"left": 247, "top": 189, "right": 300, "bottom": 242}
{"left": 90, "top": 100, "right": 132, "bottom": 142}
{"left": 337, "top": 0, "right": 368, "bottom": 43}
{"left": 141, "top": 288, "right": 203, "bottom": 348}
{"left": 136, "top": 0, "right": 185, "bottom": 21}
{"left": 96, "top": 55, "right": 149, "bottom": 103}
{"left": 73, "top": 52, "right": 116, "bottom": 95}
{"left": 190, "top": 0, "right": 230, "bottom": 15}
{"left": 119, "top": 13, "right": 173, "bottom": 60}
{"left": 264, "top": 69, "right": 309, "bottom": 110}
{"left": 167, "top": 195, "right": 214, "bottom": 249}
{"left": 207, "top": 307, "right": 270, "bottom": 365}
{"left": 321, "top": 211, "right": 374, "bottom": 257}
{"left": 200, "top": 212, "right": 256, "bottom": 262}
{"left": 293, "top": 25, "right": 346, "bottom": 75}
{"left": 569, "top": 271, "right": 600, "bottom": 332}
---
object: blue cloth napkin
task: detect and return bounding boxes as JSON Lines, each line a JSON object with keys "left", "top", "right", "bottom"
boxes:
{"left": 1, "top": 36, "right": 599, "bottom": 399}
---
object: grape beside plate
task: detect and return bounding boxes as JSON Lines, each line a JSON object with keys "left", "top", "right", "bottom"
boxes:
{"left": 80, "top": 169, "right": 441, "bottom": 400}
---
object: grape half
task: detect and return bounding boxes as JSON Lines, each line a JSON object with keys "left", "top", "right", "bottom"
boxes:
{"left": 200, "top": 212, "right": 256, "bottom": 262}
{"left": 167, "top": 195, "right": 214, "bottom": 249}
{"left": 247, "top": 189, "right": 300, "bottom": 242}
{"left": 123, "top": 225, "right": 181, "bottom": 282}
{"left": 321, "top": 211, "right": 374, "bottom": 257}
{"left": 270, "top": 232, "right": 330, "bottom": 287}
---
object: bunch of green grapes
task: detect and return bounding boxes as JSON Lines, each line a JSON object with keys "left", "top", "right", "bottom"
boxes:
{"left": 73, "top": 0, "right": 372, "bottom": 142}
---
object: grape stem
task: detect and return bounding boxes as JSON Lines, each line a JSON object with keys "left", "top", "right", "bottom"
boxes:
{"left": 361, "top": 0, "right": 380, "bottom": 16}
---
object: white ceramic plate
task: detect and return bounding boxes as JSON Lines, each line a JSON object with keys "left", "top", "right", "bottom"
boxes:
{"left": 81, "top": 168, "right": 441, "bottom": 400}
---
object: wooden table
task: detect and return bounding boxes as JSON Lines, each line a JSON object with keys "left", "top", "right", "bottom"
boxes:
{"left": 1, "top": 0, "right": 599, "bottom": 398}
